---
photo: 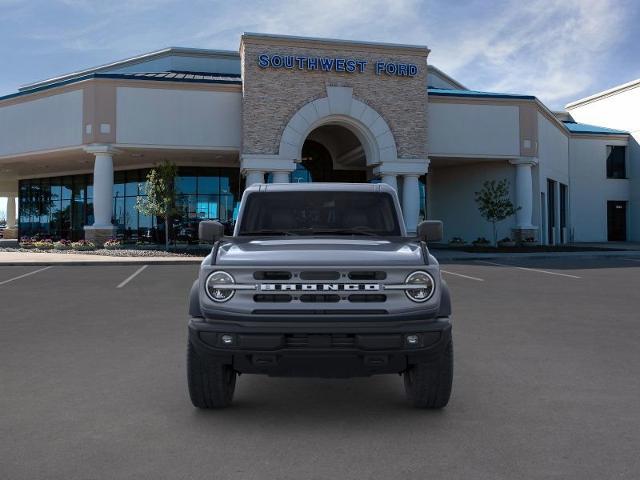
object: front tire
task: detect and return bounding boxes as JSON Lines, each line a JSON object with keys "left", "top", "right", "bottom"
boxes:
{"left": 187, "top": 341, "right": 237, "bottom": 408}
{"left": 404, "top": 341, "right": 453, "bottom": 409}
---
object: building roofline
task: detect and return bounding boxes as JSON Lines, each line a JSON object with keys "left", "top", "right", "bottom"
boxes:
{"left": 241, "top": 32, "right": 430, "bottom": 55}
{"left": 427, "top": 65, "right": 467, "bottom": 90}
{"left": 2, "top": 72, "right": 241, "bottom": 103}
{"left": 19, "top": 47, "right": 240, "bottom": 92}
{"left": 565, "top": 78, "right": 640, "bottom": 109}
{"left": 428, "top": 88, "right": 535, "bottom": 100}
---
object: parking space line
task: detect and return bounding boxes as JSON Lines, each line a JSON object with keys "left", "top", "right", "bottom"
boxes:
{"left": 475, "top": 260, "right": 581, "bottom": 279}
{"left": 0, "top": 266, "right": 52, "bottom": 286}
{"left": 441, "top": 270, "right": 484, "bottom": 282}
{"left": 116, "top": 265, "right": 148, "bottom": 289}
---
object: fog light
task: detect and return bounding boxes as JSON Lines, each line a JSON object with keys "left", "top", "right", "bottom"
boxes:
{"left": 406, "top": 334, "right": 420, "bottom": 345}
{"left": 221, "top": 334, "right": 235, "bottom": 345}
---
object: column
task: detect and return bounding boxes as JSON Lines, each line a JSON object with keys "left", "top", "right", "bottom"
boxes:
{"left": 381, "top": 174, "right": 397, "bottom": 192}
{"left": 84, "top": 145, "right": 117, "bottom": 245}
{"left": 509, "top": 158, "right": 538, "bottom": 241}
{"left": 271, "top": 171, "right": 290, "bottom": 183}
{"left": 401, "top": 174, "right": 420, "bottom": 235}
{"left": 6, "top": 195, "right": 16, "bottom": 229}
{"left": 244, "top": 170, "right": 265, "bottom": 186}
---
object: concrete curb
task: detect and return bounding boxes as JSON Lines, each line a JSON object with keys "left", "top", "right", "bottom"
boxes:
{"left": 433, "top": 250, "right": 640, "bottom": 261}
{"left": 0, "top": 259, "right": 205, "bottom": 266}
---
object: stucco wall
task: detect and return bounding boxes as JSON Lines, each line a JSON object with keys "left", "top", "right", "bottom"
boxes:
{"left": 116, "top": 87, "right": 242, "bottom": 148}
{"left": 568, "top": 85, "right": 639, "bottom": 241}
{"left": 427, "top": 102, "right": 520, "bottom": 157}
{"left": 429, "top": 161, "right": 517, "bottom": 243}
{"left": 569, "top": 136, "right": 630, "bottom": 242}
{"left": 241, "top": 37, "right": 428, "bottom": 159}
{"left": 0, "top": 90, "right": 83, "bottom": 156}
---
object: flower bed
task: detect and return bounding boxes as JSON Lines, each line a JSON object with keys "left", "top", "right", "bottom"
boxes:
{"left": 70, "top": 240, "right": 96, "bottom": 251}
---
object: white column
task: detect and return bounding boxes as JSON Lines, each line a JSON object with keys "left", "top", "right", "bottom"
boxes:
{"left": 271, "top": 171, "right": 290, "bottom": 183}
{"left": 244, "top": 170, "right": 265, "bottom": 186}
{"left": 6, "top": 195, "right": 16, "bottom": 229}
{"left": 381, "top": 174, "right": 397, "bottom": 191}
{"left": 510, "top": 158, "right": 537, "bottom": 229}
{"left": 92, "top": 151, "right": 115, "bottom": 227}
{"left": 402, "top": 174, "right": 420, "bottom": 235}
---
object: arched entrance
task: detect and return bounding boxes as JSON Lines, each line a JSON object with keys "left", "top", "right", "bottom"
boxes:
{"left": 296, "top": 124, "right": 368, "bottom": 183}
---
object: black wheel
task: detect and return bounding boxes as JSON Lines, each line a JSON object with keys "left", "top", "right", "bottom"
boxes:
{"left": 187, "top": 340, "right": 237, "bottom": 408}
{"left": 404, "top": 341, "right": 453, "bottom": 409}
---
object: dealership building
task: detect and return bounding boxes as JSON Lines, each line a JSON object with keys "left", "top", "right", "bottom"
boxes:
{"left": 0, "top": 33, "right": 637, "bottom": 245}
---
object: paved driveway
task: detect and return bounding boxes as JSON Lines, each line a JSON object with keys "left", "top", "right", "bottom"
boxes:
{"left": 1, "top": 257, "right": 639, "bottom": 479}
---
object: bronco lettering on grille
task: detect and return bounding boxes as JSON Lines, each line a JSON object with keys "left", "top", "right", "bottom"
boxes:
{"left": 260, "top": 284, "right": 380, "bottom": 291}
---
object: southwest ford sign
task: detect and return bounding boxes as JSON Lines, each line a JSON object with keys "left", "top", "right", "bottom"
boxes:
{"left": 257, "top": 54, "right": 418, "bottom": 77}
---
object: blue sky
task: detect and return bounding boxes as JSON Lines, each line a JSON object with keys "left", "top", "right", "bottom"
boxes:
{"left": 1, "top": 0, "right": 639, "bottom": 218}
{"left": 1, "top": 0, "right": 639, "bottom": 108}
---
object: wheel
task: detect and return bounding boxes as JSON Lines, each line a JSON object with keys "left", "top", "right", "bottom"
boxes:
{"left": 187, "top": 340, "right": 237, "bottom": 408}
{"left": 403, "top": 341, "right": 453, "bottom": 409}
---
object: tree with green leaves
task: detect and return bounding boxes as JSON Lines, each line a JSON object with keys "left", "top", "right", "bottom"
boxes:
{"left": 474, "top": 179, "right": 520, "bottom": 246}
{"left": 136, "top": 161, "right": 178, "bottom": 251}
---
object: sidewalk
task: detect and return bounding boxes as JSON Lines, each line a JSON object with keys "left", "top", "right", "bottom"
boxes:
{"left": 0, "top": 251, "right": 205, "bottom": 266}
{"left": 431, "top": 248, "right": 640, "bottom": 261}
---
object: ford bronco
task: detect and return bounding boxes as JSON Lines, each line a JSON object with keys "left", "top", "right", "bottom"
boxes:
{"left": 187, "top": 183, "right": 453, "bottom": 408}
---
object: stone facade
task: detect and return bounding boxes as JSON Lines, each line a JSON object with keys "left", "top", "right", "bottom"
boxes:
{"left": 240, "top": 34, "right": 429, "bottom": 161}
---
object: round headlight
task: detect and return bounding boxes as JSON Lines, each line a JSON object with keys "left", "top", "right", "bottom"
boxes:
{"left": 205, "top": 271, "right": 235, "bottom": 302}
{"left": 405, "top": 271, "right": 435, "bottom": 302}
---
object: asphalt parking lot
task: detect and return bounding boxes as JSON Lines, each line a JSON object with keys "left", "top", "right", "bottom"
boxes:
{"left": 2, "top": 257, "right": 640, "bottom": 479}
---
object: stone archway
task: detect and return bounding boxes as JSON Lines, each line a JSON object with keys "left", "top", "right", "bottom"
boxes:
{"left": 278, "top": 86, "right": 398, "bottom": 166}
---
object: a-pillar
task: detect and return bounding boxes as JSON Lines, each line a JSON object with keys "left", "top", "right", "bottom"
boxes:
{"left": 380, "top": 174, "right": 397, "bottom": 192}
{"left": 509, "top": 157, "right": 538, "bottom": 242}
{"left": 84, "top": 145, "right": 117, "bottom": 246}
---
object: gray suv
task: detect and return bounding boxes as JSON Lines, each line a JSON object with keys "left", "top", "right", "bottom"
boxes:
{"left": 187, "top": 183, "right": 453, "bottom": 408}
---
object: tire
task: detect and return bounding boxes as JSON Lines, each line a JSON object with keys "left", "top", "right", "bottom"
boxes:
{"left": 187, "top": 340, "right": 237, "bottom": 408}
{"left": 403, "top": 341, "right": 453, "bottom": 409}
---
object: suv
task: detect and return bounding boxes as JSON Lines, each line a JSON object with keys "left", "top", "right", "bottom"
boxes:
{"left": 187, "top": 183, "right": 453, "bottom": 408}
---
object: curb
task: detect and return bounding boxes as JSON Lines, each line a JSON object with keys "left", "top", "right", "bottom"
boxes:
{"left": 434, "top": 251, "right": 640, "bottom": 261}
{"left": 0, "top": 258, "right": 204, "bottom": 266}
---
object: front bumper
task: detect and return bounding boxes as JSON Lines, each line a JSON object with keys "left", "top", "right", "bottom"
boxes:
{"left": 188, "top": 317, "right": 452, "bottom": 378}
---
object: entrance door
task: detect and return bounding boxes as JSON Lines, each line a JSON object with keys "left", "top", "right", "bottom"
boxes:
{"left": 607, "top": 201, "right": 627, "bottom": 241}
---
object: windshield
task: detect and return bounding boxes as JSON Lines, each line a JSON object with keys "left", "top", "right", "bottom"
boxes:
{"left": 237, "top": 191, "right": 401, "bottom": 236}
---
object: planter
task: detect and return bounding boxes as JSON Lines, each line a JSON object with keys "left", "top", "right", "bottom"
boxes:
{"left": 498, "top": 241, "right": 516, "bottom": 247}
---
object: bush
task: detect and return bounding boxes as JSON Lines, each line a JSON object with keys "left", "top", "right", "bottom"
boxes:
{"left": 71, "top": 240, "right": 96, "bottom": 251}
{"left": 103, "top": 238, "right": 122, "bottom": 250}
{"left": 472, "top": 237, "right": 491, "bottom": 246}
{"left": 33, "top": 239, "right": 54, "bottom": 250}
{"left": 53, "top": 239, "right": 72, "bottom": 250}
{"left": 449, "top": 237, "right": 466, "bottom": 245}
{"left": 19, "top": 236, "right": 35, "bottom": 249}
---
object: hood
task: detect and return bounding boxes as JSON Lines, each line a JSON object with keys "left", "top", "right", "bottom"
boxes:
{"left": 215, "top": 237, "right": 424, "bottom": 266}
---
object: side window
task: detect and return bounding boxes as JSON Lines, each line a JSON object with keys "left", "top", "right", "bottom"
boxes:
{"left": 606, "top": 146, "right": 626, "bottom": 179}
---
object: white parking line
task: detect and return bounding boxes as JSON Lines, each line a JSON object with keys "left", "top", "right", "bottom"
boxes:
{"left": 0, "top": 266, "right": 52, "bottom": 286}
{"left": 116, "top": 265, "right": 148, "bottom": 289}
{"left": 475, "top": 260, "right": 581, "bottom": 279}
{"left": 441, "top": 270, "right": 484, "bottom": 282}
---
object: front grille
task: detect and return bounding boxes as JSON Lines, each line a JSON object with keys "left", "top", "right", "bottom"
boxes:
{"left": 300, "top": 294, "right": 340, "bottom": 303}
{"left": 285, "top": 334, "right": 356, "bottom": 348}
{"left": 254, "top": 294, "right": 292, "bottom": 303}
{"left": 348, "top": 271, "right": 387, "bottom": 280}
{"left": 252, "top": 309, "right": 388, "bottom": 315}
{"left": 300, "top": 271, "right": 340, "bottom": 280}
{"left": 253, "top": 271, "right": 292, "bottom": 280}
{"left": 348, "top": 294, "right": 387, "bottom": 303}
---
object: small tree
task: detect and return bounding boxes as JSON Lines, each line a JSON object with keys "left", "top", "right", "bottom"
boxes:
{"left": 474, "top": 179, "right": 519, "bottom": 246}
{"left": 136, "top": 161, "right": 178, "bottom": 250}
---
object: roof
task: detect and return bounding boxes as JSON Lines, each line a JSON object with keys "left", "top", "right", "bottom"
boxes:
{"left": 428, "top": 87, "right": 535, "bottom": 100}
{"left": 562, "top": 121, "right": 628, "bottom": 135}
{"left": 0, "top": 71, "right": 241, "bottom": 103}
{"left": 427, "top": 66, "right": 467, "bottom": 90}
{"left": 19, "top": 47, "right": 240, "bottom": 92}
{"left": 565, "top": 78, "right": 640, "bottom": 109}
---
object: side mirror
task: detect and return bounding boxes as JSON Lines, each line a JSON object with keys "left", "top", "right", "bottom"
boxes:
{"left": 199, "top": 220, "right": 225, "bottom": 243}
{"left": 417, "top": 220, "right": 443, "bottom": 243}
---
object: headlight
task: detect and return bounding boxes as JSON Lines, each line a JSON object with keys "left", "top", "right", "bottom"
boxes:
{"left": 405, "top": 271, "right": 435, "bottom": 302}
{"left": 205, "top": 271, "right": 235, "bottom": 302}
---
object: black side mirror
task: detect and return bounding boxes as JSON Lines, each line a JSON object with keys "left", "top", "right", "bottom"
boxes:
{"left": 417, "top": 220, "right": 443, "bottom": 242}
{"left": 199, "top": 220, "right": 225, "bottom": 243}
